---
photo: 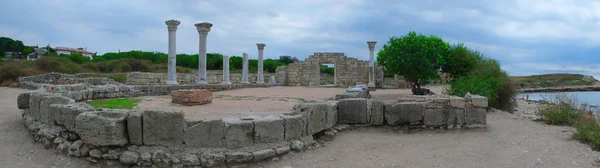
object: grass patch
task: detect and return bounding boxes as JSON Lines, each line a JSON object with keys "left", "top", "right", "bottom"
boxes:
{"left": 88, "top": 98, "right": 139, "bottom": 109}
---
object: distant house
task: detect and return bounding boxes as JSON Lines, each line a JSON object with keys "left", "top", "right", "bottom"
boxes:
{"left": 26, "top": 48, "right": 48, "bottom": 60}
{"left": 54, "top": 47, "right": 93, "bottom": 59}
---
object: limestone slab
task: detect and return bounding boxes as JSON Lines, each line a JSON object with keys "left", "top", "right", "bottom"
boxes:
{"left": 75, "top": 111, "right": 129, "bottom": 146}
{"left": 39, "top": 96, "right": 74, "bottom": 124}
{"left": 142, "top": 109, "right": 185, "bottom": 146}
{"left": 223, "top": 117, "right": 254, "bottom": 149}
{"left": 424, "top": 108, "right": 445, "bottom": 127}
{"left": 384, "top": 102, "right": 423, "bottom": 126}
{"left": 325, "top": 101, "right": 338, "bottom": 128}
{"left": 280, "top": 113, "right": 307, "bottom": 140}
{"left": 338, "top": 98, "right": 368, "bottom": 124}
{"left": 252, "top": 115, "right": 284, "bottom": 143}
{"left": 447, "top": 108, "right": 465, "bottom": 127}
{"left": 184, "top": 119, "right": 224, "bottom": 148}
{"left": 466, "top": 107, "right": 486, "bottom": 125}
{"left": 127, "top": 111, "right": 143, "bottom": 145}
{"left": 53, "top": 103, "right": 94, "bottom": 131}
{"left": 370, "top": 100, "right": 385, "bottom": 125}
{"left": 294, "top": 102, "right": 328, "bottom": 135}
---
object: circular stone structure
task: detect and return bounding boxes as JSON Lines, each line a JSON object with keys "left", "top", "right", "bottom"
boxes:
{"left": 170, "top": 89, "right": 213, "bottom": 105}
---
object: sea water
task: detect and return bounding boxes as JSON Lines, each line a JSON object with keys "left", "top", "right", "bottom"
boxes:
{"left": 516, "top": 91, "right": 600, "bottom": 107}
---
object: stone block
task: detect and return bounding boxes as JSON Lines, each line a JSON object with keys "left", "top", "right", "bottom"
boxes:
{"left": 53, "top": 103, "right": 94, "bottom": 130}
{"left": 369, "top": 100, "right": 385, "bottom": 125}
{"left": 39, "top": 96, "right": 75, "bottom": 124}
{"left": 252, "top": 148, "right": 276, "bottom": 161}
{"left": 252, "top": 115, "right": 284, "bottom": 143}
{"left": 447, "top": 108, "right": 465, "bottom": 127}
{"left": 143, "top": 109, "right": 185, "bottom": 146}
{"left": 338, "top": 98, "right": 368, "bottom": 124}
{"left": 384, "top": 102, "right": 423, "bottom": 126}
{"left": 127, "top": 111, "right": 143, "bottom": 145}
{"left": 29, "top": 92, "right": 52, "bottom": 121}
{"left": 17, "top": 93, "right": 30, "bottom": 109}
{"left": 469, "top": 95, "right": 488, "bottom": 108}
{"left": 325, "top": 101, "right": 338, "bottom": 128}
{"left": 170, "top": 89, "right": 213, "bottom": 106}
{"left": 280, "top": 113, "right": 307, "bottom": 140}
{"left": 224, "top": 152, "right": 253, "bottom": 163}
{"left": 75, "top": 111, "right": 129, "bottom": 146}
{"left": 293, "top": 102, "right": 328, "bottom": 135}
{"left": 424, "top": 108, "right": 445, "bottom": 127}
{"left": 466, "top": 107, "right": 486, "bottom": 125}
{"left": 449, "top": 97, "right": 466, "bottom": 108}
{"left": 223, "top": 117, "right": 254, "bottom": 149}
{"left": 184, "top": 119, "right": 225, "bottom": 148}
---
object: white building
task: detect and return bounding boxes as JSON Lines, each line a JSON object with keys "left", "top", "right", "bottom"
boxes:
{"left": 54, "top": 47, "right": 93, "bottom": 59}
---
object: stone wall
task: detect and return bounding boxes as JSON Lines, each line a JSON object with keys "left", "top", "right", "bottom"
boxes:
{"left": 17, "top": 84, "right": 488, "bottom": 167}
{"left": 275, "top": 52, "right": 384, "bottom": 88}
{"left": 126, "top": 72, "right": 276, "bottom": 85}
{"left": 19, "top": 72, "right": 120, "bottom": 89}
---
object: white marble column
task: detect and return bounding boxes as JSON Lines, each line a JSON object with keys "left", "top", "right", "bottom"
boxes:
{"left": 165, "top": 19, "right": 180, "bottom": 85}
{"left": 221, "top": 55, "right": 232, "bottom": 85}
{"left": 194, "top": 22, "right": 213, "bottom": 85}
{"left": 256, "top": 43, "right": 266, "bottom": 84}
{"left": 242, "top": 53, "right": 250, "bottom": 84}
{"left": 367, "top": 41, "right": 377, "bottom": 88}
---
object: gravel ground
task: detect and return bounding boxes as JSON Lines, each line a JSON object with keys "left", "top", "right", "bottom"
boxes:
{"left": 1, "top": 87, "right": 599, "bottom": 168}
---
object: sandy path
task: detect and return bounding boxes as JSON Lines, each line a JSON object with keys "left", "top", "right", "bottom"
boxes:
{"left": 0, "top": 87, "right": 93, "bottom": 168}
{"left": 252, "top": 111, "right": 600, "bottom": 168}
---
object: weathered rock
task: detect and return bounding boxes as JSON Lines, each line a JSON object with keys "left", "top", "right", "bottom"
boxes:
{"left": 253, "top": 115, "right": 284, "bottom": 143}
{"left": 252, "top": 148, "right": 276, "bottom": 161}
{"left": 338, "top": 98, "right": 368, "bottom": 124}
{"left": 89, "top": 149, "right": 103, "bottom": 158}
{"left": 447, "top": 108, "right": 465, "bottom": 128}
{"left": 68, "top": 140, "right": 83, "bottom": 156}
{"left": 170, "top": 89, "right": 213, "bottom": 105}
{"left": 467, "top": 95, "right": 488, "bottom": 108}
{"left": 179, "top": 153, "right": 201, "bottom": 166}
{"left": 290, "top": 140, "right": 305, "bottom": 151}
{"left": 184, "top": 119, "right": 224, "bottom": 148}
{"left": 199, "top": 151, "right": 225, "bottom": 167}
{"left": 424, "top": 108, "right": 445, "bottom": 127}
{"left": 152, "top": 150, "right": 172, "bottom": 165}
{"left": 102, "top": 150, "right": 120, "bottom": 160}
{"left": 54, "top": 103, "right": 94, "bottom": 130}
{"left": 119, "top": 151, "right": 140, "bottom": 165}
{"left": 222, "top": 117, "right": 254, "bottom": 149}
{"left": 57, "top": 140, "right": 71, "bottom": 152}
{"left": 466, "top": 107, "right": 487, "bottom": 125}
{"left": 294, "top": 102, "right": 328, "bottom": 135}
{"left": 369, "top": 100, "right": 384, "bottom": 125}
{"left": 280, "top": 113, "right": 306, "bottom": 140}
{"left": 224, "top": 152, "right": 253, "bottom": 163}
{"left": 29, "top": 91, "right": 52, "bottom": 121}
{"left": 17, "top": 93, "right": 31, "bottom": 109}
{"left": 143, "top": 109, "right": 184, "bottom": 146}
{"left": 75, "top": 111, "right": 129, "bottom": 146}
{"left": 138, "top": 152, "right": 153, "bottom": 167}
{"left": 325, "top": 101, "right": 338, "bottom": 128}
{"left": 274, "top": 146, "right": 291, "bottom": 155}
{"left": 127, "top": 111, "right": 143, "bottom": 145}
{"left": 384, "top": 102, "right": 423, "bottom": 126}
{"left": 80, "top": 144, "right": 92, "bottom": 157}
{"left": 39, "top": 96, "right": 74, "bottom": 124}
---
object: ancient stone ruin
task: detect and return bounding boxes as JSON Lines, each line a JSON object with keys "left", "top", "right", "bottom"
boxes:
{"left": 170, "top": 89, "right": 213, "bottom": 106}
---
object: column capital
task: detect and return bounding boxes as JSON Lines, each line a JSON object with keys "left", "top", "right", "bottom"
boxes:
{"left": 367, "top": 41, "right": 377, "bottom": 50}
{"left": 165, "top": 19, "right": 181, "bottom": 31}
{"left": 256, "top": 43, "right": 266, "bottom": 50}
{"left": 194, "top": 22, "right": 213, "bottom": 34}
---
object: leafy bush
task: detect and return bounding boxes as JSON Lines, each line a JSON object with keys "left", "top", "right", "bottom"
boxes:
{"left": 377, "top": 31, "right": 450, "bottom": 95}
{"left": 0, "top": 60, "right": 43, "bottom": 86}
{"left": 573, "top": 113, "right": 600, "bottom": 149}
{"left": 537, "top": 94, "right": 582, "bottom": 125}
{"left": 64, "top": 53, "right": 90, "bottom": 63}
{"left": 448, "top": 54, "right": 516, "bottom": 110}
{"left": 82, "top": 62, "right": 99, "bottom": 72}
{"left": 442, "top": 43, "right": 480, "bottom": 80}
{"left": 34, "top": 57, "right": 81, "bottom": 74}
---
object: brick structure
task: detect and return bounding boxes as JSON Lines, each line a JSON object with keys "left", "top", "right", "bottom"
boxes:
{"left": 275, "top": 52, "right": 384, "bottom": 88}
{"left": 170, "top": 89, "right": 213, "bottom": 106}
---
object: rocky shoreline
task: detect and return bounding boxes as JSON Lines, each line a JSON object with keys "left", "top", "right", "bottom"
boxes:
{"left": 519, "top": 85, "right": 600, "bottom": 93}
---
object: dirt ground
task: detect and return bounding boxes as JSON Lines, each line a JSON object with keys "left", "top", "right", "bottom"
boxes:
{"left": 2, "top": 87, "right": 600, "bottom": 168}
{"left": 137, "top": 87, "right": 346, "bottom": 119}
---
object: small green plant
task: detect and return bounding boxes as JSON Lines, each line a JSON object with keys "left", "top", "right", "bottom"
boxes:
{"left": 537, "top": 94, "right": 581, "bottom": 125}
{"left": 572, "top": 113, "right": 600, "bottom": 149}
{"left": 88, "top": 98, "right": 139, "bottom": 109}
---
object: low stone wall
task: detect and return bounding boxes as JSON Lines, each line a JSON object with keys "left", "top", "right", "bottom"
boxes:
{"left": 126, "top": 72, "right": 276, "bottom": 85}
{"left": 19, "top": 73, "right": 120, "bottom": 90}
{"left": 17, "top": 87, "right": 488, "bottom": 167}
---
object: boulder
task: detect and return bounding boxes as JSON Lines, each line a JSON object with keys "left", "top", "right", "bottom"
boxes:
{"left": 75, "top": 111, "right": 128, "bottom": 146}
{"left": 142, "top": 109, "right": 184, "bottom": 146}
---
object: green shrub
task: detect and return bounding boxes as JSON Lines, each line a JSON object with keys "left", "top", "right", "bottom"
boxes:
{"left": 0, "top": 60, "right": 43, "bottom": 86}
{"left": 34, "top": 57, "right": 81, "bottom": 74}
{"left": 126, "top": 58, "right": 153, "bottom": 72}
{"left": 573, "top": 114, "right": 600, "bottom": 149}
{"left": 82, "top": 62, "right": 99, "bottom": 72}
{"left": 448, "top": 57, "right": 516, "bottom": 110}
{"left": 537, "top": 94, "right": 582, "bottom": 125}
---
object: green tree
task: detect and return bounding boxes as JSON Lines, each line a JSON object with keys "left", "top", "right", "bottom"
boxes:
{"left": 22, "top": 47, "right": 34, "bottom": 57}
{"left": 377, "top": 31, "right": 450, "bottom": 95}
{"left": 278, "top": 55, "right": 294, "bottom": 65}
{"left": 230, "top": 56, "right": 243, "bottom": 70}
{"left": 441, "top": 43, "right": 480, "bottom": 81}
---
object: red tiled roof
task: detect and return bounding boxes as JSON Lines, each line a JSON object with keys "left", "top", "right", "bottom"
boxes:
{"left": 54, "top": 47, "right": 93, "bottom": 54}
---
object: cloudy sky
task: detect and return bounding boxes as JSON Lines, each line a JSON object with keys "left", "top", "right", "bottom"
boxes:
{"left": 1, "top": 0, "right": 600, "bottom": 78}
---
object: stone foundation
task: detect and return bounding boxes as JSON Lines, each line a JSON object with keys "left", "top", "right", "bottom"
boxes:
{"left": 171, "top": 89, "right": 213, "bottom": 106}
